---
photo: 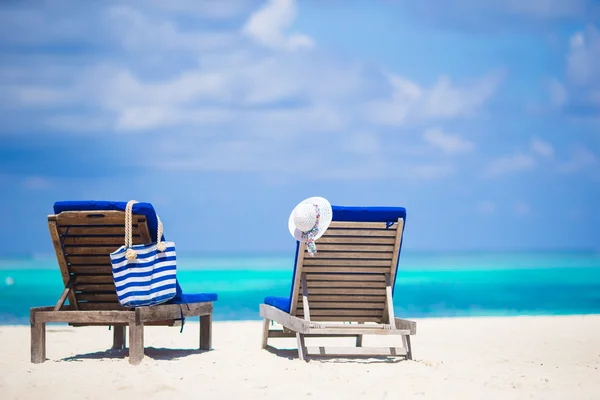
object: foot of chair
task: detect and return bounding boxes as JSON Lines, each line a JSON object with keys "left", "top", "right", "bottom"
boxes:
{"left": 261, "top": 318, "right": 270, "bottom": 349}
{"left": 128, "top": 322, "right": 144, "bottom": 365}
{"left": 200, "top": 314, "right": 212, "bottom": 351}
{"left": 112, "top": 325, "right": 126, "bottom": 350}
{"left": 405, "top": 335, "right": 413, "bottom": 360}
{"left": 30, "top": 320, "right": 46, "bottom": 364}
{"left": 296, "top": 333, "right": 307, "bottom": 362}
{"left": 355, "top": 322, "right": 363, "bottom": 347}
{"left": 355, "top": 335, "right": 363, "bottom": 347}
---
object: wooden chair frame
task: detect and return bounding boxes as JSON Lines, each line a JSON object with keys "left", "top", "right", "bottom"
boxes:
{"left": 260, "top": 218, "right": 416, "bottom": 361}
{"left": 30, "top": 210, "right": 214, "bottom": 365}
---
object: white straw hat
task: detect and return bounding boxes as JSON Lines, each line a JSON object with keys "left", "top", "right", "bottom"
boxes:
{"left": 288, "top": 197, "right": 333, "bottom": 256}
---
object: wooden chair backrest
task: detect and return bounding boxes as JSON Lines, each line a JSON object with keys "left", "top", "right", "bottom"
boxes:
{"left": 290, "top": 218, "right": 404, "bottom": 323}
{"left": 48, "top": 210, "right": 152, "bottom": 311}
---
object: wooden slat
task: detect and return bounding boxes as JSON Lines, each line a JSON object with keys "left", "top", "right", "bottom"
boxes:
{"left": 73, "top": 275, "right": 115, "bottom": 284}
{"left": 306, "top": 251, "right": 392, "bottom": 259}
{"left": 268, "top": 331, "right": 359, "bottom": 339}
{"left": 76, "top": 303, "right": 129, "bottom": 311}
{"left": 301, "top": 280, "right": 385, "bottom": 288}
{"left": 301, "top": 288, "right": 385, "bottom": 295}
{"left": 304, "top": 316, "right": 381, "bottom": 322}
{"left": 303, "top": 258, "right": 391, "bottom": 266}
{"left": 68, "top": 321, "right": 175, "bottom": 327}
{"left": 303, "top": 266, "right": 391, "bottom": 274}
{"left": 302, "top": 295, "right": 385, "bottom": 302}
{"left": 305, "top": 274, "right": 385, "bottom": 282}
{"left": 325, "top": 228, "right": 397, "bottom": 237}
{"left": 75, "top": 283, "right": 116, "bottom": 292}
{"left": 328, "top": 221, "right": 397, "bottom": 230}
{"left": 58, "top": 226, "right": 140, "bottom": 236}
{"left": 62, "top": 236, "right": 129, "bottom": 246}
{"left": 138, "top": 218, "right": 152, "bottom": 244}
{"left": 307, "top": 328, "right": 409, "bottom": 336}
{"left": 77, "top": 293, "right": 119, "bottom": 302}
{"left": 69, "top": 265, "right": 112, "bottom": 274}
{"left": 66, "top": 255, "right": 111, "bottom": 265}
{"left": 313, "top": 244, "right": 395, "bottom": 252}
{"left": 55, "top": 211, "right": 146, "bottom": 226}
{"left": 298, "top": 309, "right": 383, "bottom": 317}
{"left": 34, "top": 310, "right": 134, "bottom": 324}
{"left": 296, "top": 302, "right": 385, "bottom": 309}
{"left": 64, "top": 246, "right": 121, "bottom": 255}
{"left": 306, "top": 346, "right": 407, "bottom": 357}
{"left": 317, "top": 236, "right": 395, "bottom": 245}
{"left": 137, "top": 302, "right": 213, "bottom": 322}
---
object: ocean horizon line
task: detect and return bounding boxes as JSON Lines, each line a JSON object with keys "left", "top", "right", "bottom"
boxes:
{"left": 0, "top": 247, "right": 598, "bottom": 261}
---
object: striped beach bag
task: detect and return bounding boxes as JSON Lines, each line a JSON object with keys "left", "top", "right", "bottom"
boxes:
{"left": 109, "top": 200, "right": 177, "bottom": 307}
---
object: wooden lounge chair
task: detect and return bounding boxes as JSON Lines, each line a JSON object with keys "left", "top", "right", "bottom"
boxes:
{"left": 30, "top": 201, "right": 217, "bottom": 365}
{"left": 260, "top": 206, "right": 416, "bottom": 361}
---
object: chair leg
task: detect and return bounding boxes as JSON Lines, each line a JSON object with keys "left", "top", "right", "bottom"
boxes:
{"left": 200, "top": 314, "right": 212, "bottom": 351}
{"left": 128, "top": 321, "right": 144, "bottom": 365}
{"left": 31, "top": 320, "right": 46, "bottom": 364}
{"left": 261, "top": 318, "right": 270, "bottom": 349}
{"left": 355, "top": 335, "right": 363, "bottom": 347}
{"left": 112, "top": 325, "right": 126, "bottom": 350}
{"left": 296, "top": 333, "right": 307, "bottom": 362}
{"left": 355, "top": 321, "right": 363, "bottom": 347}
{"left": 404, "top": 335, "right": 413, "bottom": 360}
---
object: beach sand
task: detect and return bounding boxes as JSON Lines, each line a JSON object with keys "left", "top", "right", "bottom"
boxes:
{"left": 0, "top": 315, "right": 599, "bottom": 399}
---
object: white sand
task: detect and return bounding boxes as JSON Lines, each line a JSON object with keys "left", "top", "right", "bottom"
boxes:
{"left": 0, "top": 315, "right": 599, "bottom": 399}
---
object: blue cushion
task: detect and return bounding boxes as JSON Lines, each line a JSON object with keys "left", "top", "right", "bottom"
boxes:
{"left": 264, "top": 296, "right": 290, "bottom": 313}
{"left": 332, "top": 206, "right": 406, "bottom": 223}
{"left": 264, "top": 205, "right": 407, "bottom": 314}
{"left": 172, "top": 292, "right": 218, "bottom": 303}
{"left": 53, "top": 200, "right": 216, "bottom": 305}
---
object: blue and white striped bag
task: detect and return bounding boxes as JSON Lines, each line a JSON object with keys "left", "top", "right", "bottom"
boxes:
{"left": 109, "top": 200, "right": 177, "bottom": 307}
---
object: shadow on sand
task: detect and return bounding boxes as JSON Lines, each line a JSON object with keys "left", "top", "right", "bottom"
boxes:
{"left": 61, "top": 347, "right": 207, "bottom": 362}
{"left": 264, "top": 345, "right": 406, "bottom": 364}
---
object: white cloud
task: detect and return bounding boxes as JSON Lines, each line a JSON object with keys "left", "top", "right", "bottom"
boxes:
{"left": 423, "top": 128, "right": 474, "bottom": 154}
{"left": 549, "top": 25, "right": 600, "bottom": 117}
{"left": 368, "top": 73, "right": 503, "bottom": 126}
{"left": 0, "top": 0, "right": 504, "bottom": 182}
{"left": 242, "top": 0, "right": 314, "bottom": 51}
{"left": 484, "top": 154, "right": 536, "bottom": 178}
{"left": 531, "top": 138, "right": 554, "bottom": 157}
{"left": 567, "top": 27, "right": 600, "bottom": 86}
{"left": 108, "top": 6, "right": 237, "bottom": 53}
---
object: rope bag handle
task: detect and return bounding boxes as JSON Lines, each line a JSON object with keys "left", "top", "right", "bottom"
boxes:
{"left": 124, "top": 200, "right": 167, "bottom": 260}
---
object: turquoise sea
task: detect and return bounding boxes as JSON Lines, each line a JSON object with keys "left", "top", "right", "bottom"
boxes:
{"left": 1, "top": 251, "right": 600, "bottom": 324}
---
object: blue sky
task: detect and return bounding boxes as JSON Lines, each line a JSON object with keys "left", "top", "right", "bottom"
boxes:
{"left": 0, "top": 0, "right": 598, "bottom": 256}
